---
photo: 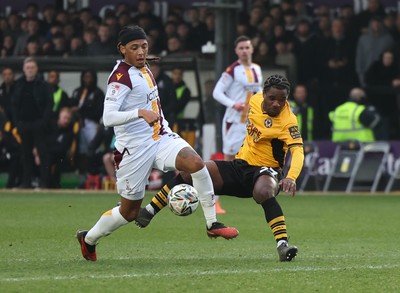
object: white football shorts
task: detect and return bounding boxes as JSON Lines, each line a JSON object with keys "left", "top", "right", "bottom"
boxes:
{"left": 222, "top": 120, "right": 247, "bottom": 156}
{"left": 115, "top": 133, "right": 192, "bottom": 200}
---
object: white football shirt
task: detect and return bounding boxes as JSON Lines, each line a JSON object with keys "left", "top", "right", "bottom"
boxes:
{"left": 213, "top": 61, "right": 263, "bottom": 124}
{"left": 103, "top": 60, "right": 171, "bottom": 152}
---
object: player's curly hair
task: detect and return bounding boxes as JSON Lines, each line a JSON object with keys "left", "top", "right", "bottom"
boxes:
{"left": 263, "top": 74, "right": 291, "bottom": 95}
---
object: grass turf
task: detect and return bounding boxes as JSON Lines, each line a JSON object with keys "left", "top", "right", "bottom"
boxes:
{"left": 0, "top": 190, "right": 399, "bottom": 292}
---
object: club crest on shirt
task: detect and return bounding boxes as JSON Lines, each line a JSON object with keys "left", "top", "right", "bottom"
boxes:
{"left": 264, "top": 118, "right": 273, "bottom": 128}
{"left": 288, "top": 126, "right": 301, "bottom": 139}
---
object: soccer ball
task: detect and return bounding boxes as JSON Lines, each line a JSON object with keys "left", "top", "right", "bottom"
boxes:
{"left": 168, "top": 184, "right": 199, "bottom": 216}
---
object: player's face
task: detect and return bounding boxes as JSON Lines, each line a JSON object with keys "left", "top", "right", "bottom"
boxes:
{"left": 262, "top": 87, "right": 288, "bottom": 117}
{"left": 235, "top": 40, "right": 253, "bottom": 63}
{"left": 120, "top": 39, "right": 148, "bottom": 68}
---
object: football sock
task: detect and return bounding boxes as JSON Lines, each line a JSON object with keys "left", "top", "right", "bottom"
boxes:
{"left": 145, "top": 174, "right": 185, "bottom": 215}
{"left": 261, "top": 197, "right": 288, "bottom": 243}
{"left": 85, "top": 206, "right": 129, "bottom": 245}
{"left": 191, "top": 166, "right": 217, "bottom": 228}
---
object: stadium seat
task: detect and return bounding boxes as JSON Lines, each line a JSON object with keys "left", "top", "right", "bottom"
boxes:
{"left": 102, "top": 176, "right": 116, "bottom": 191}
{"left": 323, "top": 140, "right": 362, "bottom": 192}
{"left": 85, "top": 175, "right": 102, "bottom": 190}
{"left": 298, "top": 142, "right": 320, "bottom": 192}
{"left": 348, "top": 142, "right": 390, "bottom": 192}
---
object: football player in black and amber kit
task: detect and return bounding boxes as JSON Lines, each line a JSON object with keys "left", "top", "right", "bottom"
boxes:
{"left": 137, "top": 74, "right": 304, "bottom": 262}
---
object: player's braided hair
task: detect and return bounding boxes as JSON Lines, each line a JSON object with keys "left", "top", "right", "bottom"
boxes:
{"left": 263, "top": 74, "right": 291, "bottom": 95}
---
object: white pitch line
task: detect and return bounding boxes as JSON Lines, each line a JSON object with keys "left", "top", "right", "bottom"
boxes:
{"left": 1, "top": 264, "right": 399, "bottom": 283}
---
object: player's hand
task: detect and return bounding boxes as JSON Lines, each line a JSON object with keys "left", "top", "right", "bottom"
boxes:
{"left": 279, "top": 178, "right": 296, "bottom": 196}
{"left": 139, "top": 109, "right": 160, "bottom": 127}
{"left": 233, "top": 102, "right": 245, "bottom": 111}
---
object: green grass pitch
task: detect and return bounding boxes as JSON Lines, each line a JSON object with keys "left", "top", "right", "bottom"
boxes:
{"left": 0, "top": 190, "right": 399, "bottom": 292}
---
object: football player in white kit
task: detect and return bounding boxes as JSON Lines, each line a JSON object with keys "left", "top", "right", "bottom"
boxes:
{"left": 77, "top": 26, "right": 239, "bottom": 261}
{"left": 212, "top": 35, "right": 263, "bottom": 213}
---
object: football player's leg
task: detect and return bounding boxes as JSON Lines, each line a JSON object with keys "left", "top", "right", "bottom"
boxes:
{"left": 253, "top": 174, "right": 297, "bottom": 261}
{"left": 134, "top": 173, "right": 188, "bottom": 228}
{"left": 78, "top": 146, "right": 152, "bottom": 260}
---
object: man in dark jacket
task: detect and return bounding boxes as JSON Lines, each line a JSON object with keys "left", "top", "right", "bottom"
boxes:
{"left": 11, "top": 57, "right": 53, "bottom": 188}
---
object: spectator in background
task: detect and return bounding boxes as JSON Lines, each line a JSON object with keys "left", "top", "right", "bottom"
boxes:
{"left": 338, "top": 4, "right": 359, "bottom": 40}
{"left": 329, "top": 87, "right": 380, "bottom": 142}
{"left": 13, "top": 18, "right": 44, "bottom": 56}
{"left": 204, "top": 12, "right": 215, "bottom": 44}
{"left": 70, "top": 69, "right": 105, "bottom": 187}
{"left": 315, "top": 17, "right": 359, "bottom": 139}
{"left": 149, "top": 63, "right": 177, "bottom": 126}
{"left": 166, "top": 35, "right": 185, "bottom": 55}
{"left": 282, "top": 8, "right": 297, "bottom": 37}
{"left": 164, "top": 21, "right": 178, "bottom": 45}
{"left": 1, "top": 35, "right": 15, "bottom": 57}
{"left": 11, "top": 57, "right": 53, "bottom": 188}
{"left": 274, "top": 39, "right": 297, "bottom": 84}
{"left": 292, "top": 19, "right": 319, "bottom": 84}
{"left": 257, "top": 15, "right": 274, "bottom": 42}
{"left": 115, "top": 2, "right": 131, "bottom": 17}
{"left": 40, "top": 4, "right": 57, "bottom": 36}
{"left": 69, "top": 37, "right": 85, "bottom": 56}
{"left": 117, "top": 11, "right": 132, "bottom": 30}
{"left": 253, "top": 40, "right": 275, "bottom": 67}
{"left": 355, "top": 0, "right": 386, "bottom": 34}
{"left": 47, "top": 70, "right": 70, "bottom": 119}
{"left": 132, "top": 0, "right": 163, "bottom": 31}
{"left": 55, "top": 10, "right": 71, "bottom": 26}
{"left": 87, "top": 124, "right": 115, "bottom": 183}
{"left": 289, "top": 84, "right": 314, "bottom": 141}
{"left": 356, "top": 16, "right": 394, "bottom": 86}
{"left": 78, "top": 8, "right": 93, "bottom": 31}
{"left": 171, "top": 67, "right": 192, "bottom": 122}
{"left": 0, "top": 67, "right": 21, "bottom": 188}
{"left": 46, "top": 107, "right": 74, "bottom": 188}
{"left": 104, "top": 12, "right": 119, "bottom": 40}
{"left": 0, "top": 67, "right": 15, "bottom": 120}
{"left": 82, "top": 27, "right": 99, "bottom": 56}
{"left": 24, "top": 37, "right": 42, "bottom": 57}
{"left": 176, "top": 22, "right": 191, "bottom": 51}
{"left": 3, "top": 13, "right": 21, "bottom": 43}
{"left": 170, "top": 67, "right": 195, "bottom": 157}
{"left": 247, "top": 5, "right": 265, "bottom": 37}
{"left": 364, "top": 50, "right": 400, "bottom": 139}
{"left": 269, "top": 4, "right": 283, "bottom": 25}
{"left": 93, "top": 24, "right": 116, "bottom": 56}
{"left": 185, "top": 7, "right": 208, "bottom": 51}
{"left": 43, "top": 32, "right": 68, "bottom": 57}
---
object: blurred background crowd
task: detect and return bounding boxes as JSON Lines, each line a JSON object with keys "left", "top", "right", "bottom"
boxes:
{"left": 1, "top": 0, "right": 400, "bottom": 189}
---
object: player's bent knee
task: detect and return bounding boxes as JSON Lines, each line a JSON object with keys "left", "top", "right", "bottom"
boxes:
{"left": 176, "top": 148, "right": 205, "bottom": 173}
{"left": 253, "top": 186, "right": 276, "bottom": 204}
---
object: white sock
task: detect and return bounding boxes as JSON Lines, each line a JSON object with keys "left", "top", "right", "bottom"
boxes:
{"left": 215, "top": 195, "right": 220, "bottom": 202}
{"left": 85, "top": 206, "right": 129, "bottom": 245}
{"left": 277, "top": 239, "right": 288, "bottom": 248}
{"left": 191, "top": 166, "right": 217, "bottom": 228}
{"left": 145, "top": 204, "right": 155, "bottom": 215}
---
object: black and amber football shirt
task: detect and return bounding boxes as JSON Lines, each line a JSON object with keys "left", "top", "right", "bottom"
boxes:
{"left": 236, "top": 92, "right": 304, "bottom": 181}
